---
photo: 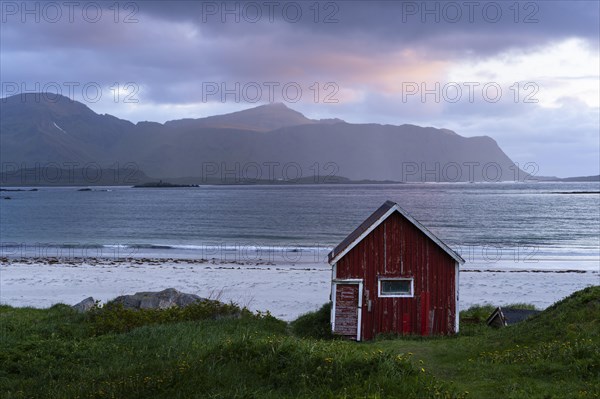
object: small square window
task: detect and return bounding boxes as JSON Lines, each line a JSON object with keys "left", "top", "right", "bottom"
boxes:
{"left": 379, "top": 278, "right": 413, "bottom": 297}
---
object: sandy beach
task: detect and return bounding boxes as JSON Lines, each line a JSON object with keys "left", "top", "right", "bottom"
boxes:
{"left": 1, "top": 257, "right": 597, "bottom": 320}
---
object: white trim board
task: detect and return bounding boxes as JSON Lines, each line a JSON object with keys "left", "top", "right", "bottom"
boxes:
{"left": 455, "top": 262, "right": 460, "bottom": 333}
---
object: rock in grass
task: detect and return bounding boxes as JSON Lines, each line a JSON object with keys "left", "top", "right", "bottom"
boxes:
{"left": 72, "top": 297, "right": 96, "bottom": 312}
{"left": 109, "top": 288, "right": 214, "bottom": 310}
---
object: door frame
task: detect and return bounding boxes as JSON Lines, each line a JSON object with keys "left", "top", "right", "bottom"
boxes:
{"left": 331, "top": 278, "right": 363, "bottom": 341}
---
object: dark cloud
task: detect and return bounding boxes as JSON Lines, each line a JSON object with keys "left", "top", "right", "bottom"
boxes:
{"left": 135, "top": 1, "right": 600, "bottom": 54}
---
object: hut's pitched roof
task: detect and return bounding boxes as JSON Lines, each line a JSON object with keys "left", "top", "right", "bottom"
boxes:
{"left": 486, "top": 307, "right": 541, "bottom": 327}
{"left": 328, "top": 200, "right": 465, "bottom": 265}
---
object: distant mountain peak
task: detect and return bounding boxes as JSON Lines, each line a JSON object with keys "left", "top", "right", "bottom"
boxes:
{"left": 0, "top": 92, "right": 96, "bottom": 119}
{"left": 164, "top": 102, "right": 317, "bottom": 132}
{"left": 228, "top": 101, "right": 305, "bottom": 118}
{"left": 259, "top": 102, "right": 289, "bottom": 108}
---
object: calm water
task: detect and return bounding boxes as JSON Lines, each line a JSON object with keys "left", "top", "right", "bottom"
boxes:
{"left": 1, "top": 183, "right": 599, "bottom": 270}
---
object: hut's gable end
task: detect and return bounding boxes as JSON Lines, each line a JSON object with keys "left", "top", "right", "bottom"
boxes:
{"left": 334, "top": 211, "right": 458, "bottom": 339}
{"left": 329, "top": 202, "right": 464, "bottom": 267}
{"left": 336, "top": 212, "right": 456, "bottom": 279}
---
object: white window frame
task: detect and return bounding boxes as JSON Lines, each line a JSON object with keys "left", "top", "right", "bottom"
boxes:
{"left": 378, "top": 277, "right": 414, "bottom": 298}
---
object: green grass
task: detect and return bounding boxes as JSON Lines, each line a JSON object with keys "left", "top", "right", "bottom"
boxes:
{"left": 1, "top": 286, "right": 598, "bottom": 398}
{"left": 376, "top": 286, "right": 600, "bottom": 398}
{"left": 290, "top": 302, "right": 334, "bottom": 340}
{"left": 0, "top": 302, "right": 459, "bottom": 398}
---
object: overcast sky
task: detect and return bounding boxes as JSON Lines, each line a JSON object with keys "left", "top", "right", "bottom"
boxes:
{"left": 1, "top": 0, "right": 598, "bottom": 177}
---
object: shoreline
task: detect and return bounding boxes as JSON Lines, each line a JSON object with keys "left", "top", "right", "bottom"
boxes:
{"left": 1, "top": 255, "right": 598, "bottom": 272}
{"left": 1, "top": 178, "right": 599, "bottom": 188}
{"left": 1, "top": 257, "right": 598, "bottom": 320}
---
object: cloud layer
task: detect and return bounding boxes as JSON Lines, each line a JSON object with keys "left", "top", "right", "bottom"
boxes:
{"left": 1, "top": 0, "right": 598, "bottom": 177}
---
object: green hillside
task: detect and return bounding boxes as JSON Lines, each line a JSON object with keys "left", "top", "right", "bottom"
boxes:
{"left": 1, "top": 286, "right": 598, "bottom": 398}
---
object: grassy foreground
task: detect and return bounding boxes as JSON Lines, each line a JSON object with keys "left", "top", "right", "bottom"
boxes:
{"left": 1, "top": 286, "right": 598, "bottom": 399}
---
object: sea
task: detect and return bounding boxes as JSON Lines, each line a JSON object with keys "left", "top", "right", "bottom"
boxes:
{"left": 1, "top": 182, "right": 599, "bottom": 272}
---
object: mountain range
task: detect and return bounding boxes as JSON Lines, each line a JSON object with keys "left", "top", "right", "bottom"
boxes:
{"left": 1, "top": 93, "right": 529, "bottom": 183}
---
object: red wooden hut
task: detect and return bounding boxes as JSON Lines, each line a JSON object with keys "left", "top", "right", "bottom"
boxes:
{"left": 328, "top": 200, "right": 465, "bottom": 341}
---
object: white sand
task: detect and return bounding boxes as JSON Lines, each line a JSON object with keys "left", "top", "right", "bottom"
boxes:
{"left": 1, "top": 259, "right": 598, "bottom": 320}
